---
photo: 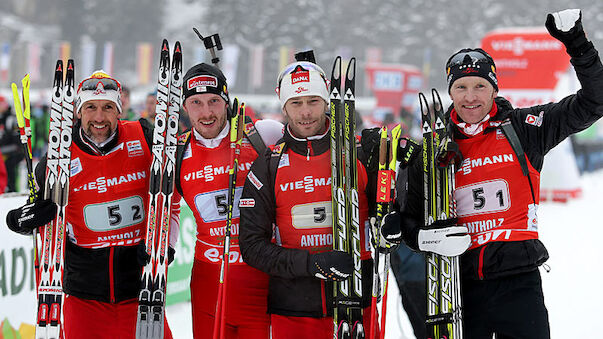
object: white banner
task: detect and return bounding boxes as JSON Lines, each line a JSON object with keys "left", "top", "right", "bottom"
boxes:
{"left": 80, "top": 40, "right": 97, "bottom": 79}
{"left": 222, "top": 44, "right": 240, "bottom": 88}
{"left": 0, "top": 194, "right": 37, "bottom": 331}
{"left": 249, "top": 45, "right": 264, "bottom": 89}
{"left": 102, "top": 42, "right": 114, "bottom": 75}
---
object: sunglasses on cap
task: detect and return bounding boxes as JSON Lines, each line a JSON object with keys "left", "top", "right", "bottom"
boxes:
{"left": 277, "top": 61, "right": 328, "bottom": 88}
{"left": 446, "top": 49, "right": 494, "bottom": 69}
{"left": 78, "top": 73, "right": 122, "bottom": 93}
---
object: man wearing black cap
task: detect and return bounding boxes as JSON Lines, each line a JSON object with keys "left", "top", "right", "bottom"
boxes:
{"left": 383, "top": 9, "right": 603, "bottom": 338}
{"left": 174, "top": 62, "right": 282, "bottom": 338}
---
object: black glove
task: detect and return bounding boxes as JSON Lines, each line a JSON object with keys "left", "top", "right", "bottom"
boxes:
{"left": 137, "top": 242, "right": 175, "bottom": 266}
{"left": 307, "top": 251, "right": 353, "bottom": 281}
{"left": 361, "top": 128, "right": 381, "bottom": 172}
{"left": 6, "top": 199, "right": 57, "bottom": 236}
{"left": 545, "top": 9, "right": 592, "bottom": 57}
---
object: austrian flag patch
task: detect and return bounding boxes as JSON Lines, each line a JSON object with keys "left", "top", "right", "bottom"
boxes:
{"left": 239, "top": 198, "right": 255, "bottom": 208}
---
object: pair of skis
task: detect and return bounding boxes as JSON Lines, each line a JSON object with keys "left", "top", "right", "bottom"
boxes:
{"left": 212, "top": 99, "right": 246, "bottom": 339}
{"left": 136, "top": 39, "right": 182, "bottom": 339}
{"left": 368, "top": 124, "right": 402, "bottom": 339}
{"left": 421, "top": 89, "right": 463, "bottom": 339}
{"left": 330, "top": 56, "right": 364, "bottom": 339}
{"left": 20, "top": 59, "right": 74, "bottom": 339}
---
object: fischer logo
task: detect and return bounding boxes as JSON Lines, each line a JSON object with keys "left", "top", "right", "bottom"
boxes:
{"left": 279, "top": 175, "right": 331, "bottom": 193}
{"left": 183, "top": 162, "right": 253, "bottom": 182}
{"left": 291, "top": 70, "right": 310, "bottom": 84}
{"left": 461, "top": 153, "right": 514, "bottom": 175}
{"left": 489, "top": 37, "right": 563, "bottom": 56}
{"left": 187, "top": 75, "right": 217, "bottom": 90}
{"left": 73, "top": 171, "right": 146, "bottom": 194}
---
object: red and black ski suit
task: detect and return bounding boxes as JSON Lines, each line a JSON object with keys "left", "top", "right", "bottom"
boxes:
{"left": 399, "top": 44, "right": 603, "bottom": 338}
{"left": 175, "top": 122, "right": 273, "bottom": 339}
{"left": 35, "top": 119, "right": 179, "bottom": 338}
{"left": 239, "top": 122, "right": 376, "bottom": 339}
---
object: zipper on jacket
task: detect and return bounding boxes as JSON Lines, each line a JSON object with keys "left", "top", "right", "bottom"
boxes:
{"left": 109, "top": 247, "right": 116, "bottom": 303}
{"left": 478, "top": 245, "right": 487, "bottom": 280}
{"left": 306, "top": 140, "right": 312, "bottom": 161}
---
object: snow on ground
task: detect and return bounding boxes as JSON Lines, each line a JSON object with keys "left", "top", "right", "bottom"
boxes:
{"left": 167, "top": 169, "right": 603, "bottom": 339}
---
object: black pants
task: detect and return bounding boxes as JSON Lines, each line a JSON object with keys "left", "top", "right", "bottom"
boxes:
{"left": 462, "top": 269, "right": 550, "bottom": 339}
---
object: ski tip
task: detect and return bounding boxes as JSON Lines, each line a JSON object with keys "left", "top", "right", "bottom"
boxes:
{"left": 55, "top": 60, "right": 63, "bottom": 72}
{"left": 175, "top": 41, "right": 182, "bottom": 53}
{"left": 21, "top": 73, "right": 30, "bottom": 87}
{"left": 162, "top": 39, "right": 169, "bottom": 51}
{"left": 345, "top": 58, "right": 356, "bottom": 81}
{"left": 331, "top": 56, "right": 341, "bottom": 80}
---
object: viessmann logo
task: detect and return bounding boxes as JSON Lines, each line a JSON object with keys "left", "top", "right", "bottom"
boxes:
{"left": 489, "top": 37, "right": 563, "bottom": 56}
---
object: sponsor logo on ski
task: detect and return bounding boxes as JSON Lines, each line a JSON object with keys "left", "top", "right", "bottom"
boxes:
{"left": 187, "top": 75, "right": 218, "bottom": 90}
{"left": 460, "top": 153, "right": 514, "bottom": 175}
{"left": 239, "top": 198, "right": 255, "bottom": 208}
{"left": 279, "top": 175, "right": 331, "bottom": 193}
{"left": 247, "top": 171, "right": 263, "bottom": 190}
{"left": 525, "top": 110, "right": 544, "bottom": 127}
{"left": 73, "top": 171, "right": 147, "bottom": 194}
{"left": 127, "top": 140, "right": 144, "bottom": 157}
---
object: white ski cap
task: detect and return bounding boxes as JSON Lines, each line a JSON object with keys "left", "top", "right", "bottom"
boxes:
{"left": 76, "top": 70, "right": 122, "bottom": 114}
{"left": 276, "top": 61, "right": 329, "bottom": 109}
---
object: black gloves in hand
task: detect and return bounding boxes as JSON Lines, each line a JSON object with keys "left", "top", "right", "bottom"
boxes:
{"left": 6, "top": 199, "right": 57, "bottom": 235}
{"left": 137, "top": 242, "right": 175, "bottom": 266}
{"left": 361, "top": 128, "right": 381, "bottom": 172}
{"left": 545, "top": 9, "right": 592, "bottom": 57}
{"left": 308, "top": 251, "right": 353, "bottom": 281}
{"left": 371, "top": 211, "right": 403, "bottom": 253}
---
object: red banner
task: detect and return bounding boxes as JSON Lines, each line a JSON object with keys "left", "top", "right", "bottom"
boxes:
{"left": 365, "top": 63, "right": 423, "bottom": 115}
{"left": 481, "top": 28, "right": 570, "bottom": 107}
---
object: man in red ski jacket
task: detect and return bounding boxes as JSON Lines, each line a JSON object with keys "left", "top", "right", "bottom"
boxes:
{"left": 239, "top": 55, "right": 378, "bottom": 339}
{"left": 6, "top": 70, "right": 179, "bottom": 338}
{"left": 384, "top": 9, "right": 603, "bottom": 339}
{"left": 175, "top": 63, "right": 282, "bottom": 338}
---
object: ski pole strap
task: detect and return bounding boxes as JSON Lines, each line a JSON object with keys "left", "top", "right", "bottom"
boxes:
{"left": 243, "top": 115, "right": 267, "bottom": 155}
{"left": 499, "top": 119, "right": 536, "bottom": 204}
{"left": 397, "top": 137, "right": 420, "bottom": 169}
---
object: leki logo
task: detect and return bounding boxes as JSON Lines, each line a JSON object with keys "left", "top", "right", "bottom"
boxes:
{"left": 295, "top": 86, "right": 308, "bottom": 94}
{"left": 291, "top": 71, "right": 309, "bottom": 84}
{"left": 187, "top": 75, "right": 217, "bottom": 90}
